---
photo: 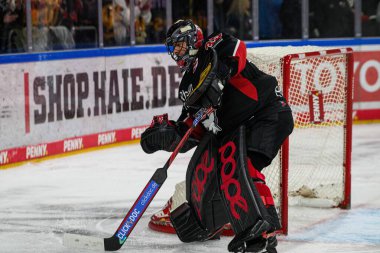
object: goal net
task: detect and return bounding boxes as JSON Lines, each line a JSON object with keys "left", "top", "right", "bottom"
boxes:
{"left": 247, "top": 46, "right": 353, "bottom": 235}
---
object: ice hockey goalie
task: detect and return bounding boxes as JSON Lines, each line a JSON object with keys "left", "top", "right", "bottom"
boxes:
{"left": 140, "top": 19, "right": 294, "bottom": 252}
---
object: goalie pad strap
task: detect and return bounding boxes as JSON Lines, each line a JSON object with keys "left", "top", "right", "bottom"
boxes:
{"left": 248, "top": 158, "right": 274, "bottom": 206}
{"left": 255, "top": 183, "right": 275, "bottom": 206}
{"left": 247, "top": 159, "right": 266, "bottom": 182}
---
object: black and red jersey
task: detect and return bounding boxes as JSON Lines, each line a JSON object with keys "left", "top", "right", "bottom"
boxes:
{"left": 178, "top": 32, "right": 291, "bottom": 135}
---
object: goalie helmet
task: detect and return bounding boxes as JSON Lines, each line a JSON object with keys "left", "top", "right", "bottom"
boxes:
{"left": 165, "top": 19, "right": 204, "bottom": 72}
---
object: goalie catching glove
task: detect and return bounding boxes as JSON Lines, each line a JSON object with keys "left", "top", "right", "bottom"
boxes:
{"left": 140, "top": 114, "right": 205, "bottom": 154}
{"left": 182, "top": 48, "right": 225, "bottom": 111}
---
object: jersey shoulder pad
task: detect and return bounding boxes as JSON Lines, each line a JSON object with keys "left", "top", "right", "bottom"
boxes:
{"left": 205, "top": 32, "right": 239, "bottom": 59}
{"left": 204, "top": 32, "right": 224, "bottom": 50}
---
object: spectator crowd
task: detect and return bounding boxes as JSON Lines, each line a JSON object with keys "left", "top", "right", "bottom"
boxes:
{"left": 0, "top": 0, "right": 379, "bottom": 54}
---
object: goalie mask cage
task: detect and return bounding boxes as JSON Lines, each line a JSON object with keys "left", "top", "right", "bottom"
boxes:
{"left": 248, "top": 46, "right": 353, "bottom": 235}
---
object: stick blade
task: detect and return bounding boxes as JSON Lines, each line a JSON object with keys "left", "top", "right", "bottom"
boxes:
{"left": 63, "top": 233, "right": 105, "bottom": 251}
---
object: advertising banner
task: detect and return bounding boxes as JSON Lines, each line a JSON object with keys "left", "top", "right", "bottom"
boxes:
{"left": 352, "top": 50, "right": 380, "bottom": 120}
{"left": 1, "top": 46, "right": 380, "bottom": 167}
{"left": 0, "top": 53, "right": 183, "bottom": 151}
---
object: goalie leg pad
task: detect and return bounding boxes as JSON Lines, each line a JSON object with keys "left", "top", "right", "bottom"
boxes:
{"left": 218, "top": 126, "right": 273, "bottom": 235}
{"left": 186, "top": 132, "right": 230, "bottom": 234}
{"left": 219, "top": 132, "right": 281, "bottom": 252}
{"left": 226, "top": 156, "right": 280, "bottom": 253}
{"left": 170, "top": 202, "right": 217, "bottom": 242}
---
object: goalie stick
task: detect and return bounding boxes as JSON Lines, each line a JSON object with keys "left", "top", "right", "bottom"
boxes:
{"left": 63, "top": 107, "right": 214, "bottom": 251}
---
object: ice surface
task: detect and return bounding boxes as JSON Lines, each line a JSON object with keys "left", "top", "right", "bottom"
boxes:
{"left": 0, "top": 124, "right": 380, "bottom": 253}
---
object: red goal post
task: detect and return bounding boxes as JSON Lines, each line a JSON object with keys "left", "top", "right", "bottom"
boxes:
{"left": 248, "top": 46, "right": 353, "bottom": 235}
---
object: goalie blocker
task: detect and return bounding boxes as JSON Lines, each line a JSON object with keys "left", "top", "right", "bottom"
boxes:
{"left": 140, "top": 114, "right": 205, "bottom": 154}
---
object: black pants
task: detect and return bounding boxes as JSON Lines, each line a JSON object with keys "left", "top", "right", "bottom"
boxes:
{"left": 246, "top": 110, "right": 294, "bottom": 171}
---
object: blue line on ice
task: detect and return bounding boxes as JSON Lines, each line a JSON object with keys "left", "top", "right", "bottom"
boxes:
{"left": 287, "top": 208, "right": 380, "bottom": 245}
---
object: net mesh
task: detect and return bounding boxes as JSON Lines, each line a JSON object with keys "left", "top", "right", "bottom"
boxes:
{"left": 247, "top": 46, "right": 349, "bottom": 213}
